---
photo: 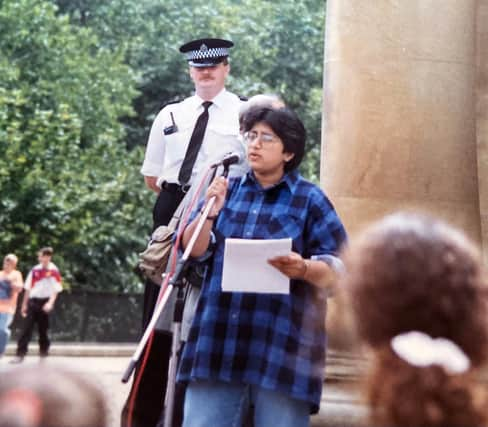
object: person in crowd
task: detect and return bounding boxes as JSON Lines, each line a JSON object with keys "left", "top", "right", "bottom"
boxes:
{"left": 0, "top": 364, "right": 107, "bottom": 427}
{"left": 178, "top": 106, "right": 347, "bottom": 427}
{"left": 180, "top": 93, "right": 286, "bottom": 343}
{"left": 141, "top": 37, "right": 247, "bottom": 230}
{"left": 341, "top": 212, "right": 488, "bottom": 427}
{"left": 160, "top": 93, "right": 287, "bottom": 427}
{"left": 169, "top": 93, "right": 287, "bottom": 427}
{"left": 126, "top": 37, "right": 247, "bottom": 427}
{"left": 0, "top": 254, "right": 23, "bottom": 358}
{"left": 12, "top": 247, "right": 62, "bottom": 363}
{"left": 238, "top": 93, "right": 284, "bottom": 131}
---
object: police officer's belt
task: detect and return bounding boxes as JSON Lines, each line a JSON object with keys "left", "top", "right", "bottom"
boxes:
{"left": 161, "top": 181, "right": 191, "bottom": 193}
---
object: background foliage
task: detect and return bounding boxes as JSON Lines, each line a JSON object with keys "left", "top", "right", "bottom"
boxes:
{"left": 0, "top": 0, "right": 327, "bottom": 292}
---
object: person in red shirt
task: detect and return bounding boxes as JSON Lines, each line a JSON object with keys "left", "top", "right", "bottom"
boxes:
{"left": 12, "top": 247, "right": 62, "bottom": 363}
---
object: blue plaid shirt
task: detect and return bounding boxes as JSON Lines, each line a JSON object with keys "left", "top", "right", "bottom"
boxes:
{"left": 178, "top": 170, "right": 347, "bottom": 412}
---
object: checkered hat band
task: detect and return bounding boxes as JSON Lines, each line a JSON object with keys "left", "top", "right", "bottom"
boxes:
{"left": 185, "top": 47, "right": 229, "bottom": 60}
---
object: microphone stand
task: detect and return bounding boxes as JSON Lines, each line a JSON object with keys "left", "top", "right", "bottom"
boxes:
{"left": 121, "top": 156, "right": 234, "bottom": 427}
{"left": 121, "top": 164, "right": 221, "bottom": 385}
{"left": 162, "top": 164, "right": 229, "bottom": 427}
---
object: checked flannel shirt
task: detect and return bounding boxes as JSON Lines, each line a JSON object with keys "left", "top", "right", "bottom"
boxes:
{"left": 177, "top": 169, "right": 347, "bottom": 412}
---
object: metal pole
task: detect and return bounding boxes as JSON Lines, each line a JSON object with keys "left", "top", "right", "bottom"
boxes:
{"left": 163, "top": 165, "right": 230, "bottom": 427}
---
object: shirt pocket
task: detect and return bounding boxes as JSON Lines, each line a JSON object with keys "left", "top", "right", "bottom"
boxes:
{"left": 164, "top": 126, "right": 193, "bottom": 161}
{"left": 215, "top": 206, "right": 244, "bottom": 239}
{"left": 265, "top": 214, "right": 302, "bottom": 240}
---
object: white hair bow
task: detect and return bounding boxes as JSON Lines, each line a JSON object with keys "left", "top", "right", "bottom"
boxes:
{"left": 391, "top": 331, "right": 470, "bottom": 374}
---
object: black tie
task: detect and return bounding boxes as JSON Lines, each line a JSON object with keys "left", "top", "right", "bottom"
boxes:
{"left": 178, "top": 101, "right": 213, "bottom": 185}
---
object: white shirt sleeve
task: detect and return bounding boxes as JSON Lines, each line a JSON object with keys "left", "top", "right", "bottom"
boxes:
{"left": 141, "top": 109, "right": 167, "bottom": 177}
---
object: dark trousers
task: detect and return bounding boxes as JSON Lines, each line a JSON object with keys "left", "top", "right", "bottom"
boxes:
{"left": 16, "top": 298, "right": 50, "bottom": 357}
{"left": 121, "top": 188, "right": 185, "bottom": 427}
{"left": 152, "top": 187, "right": 185, "bottom": 231}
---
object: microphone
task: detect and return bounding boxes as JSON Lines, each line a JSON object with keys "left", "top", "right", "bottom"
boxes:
{"left": 212, "top": 152, "right": 241, "bottom": 168}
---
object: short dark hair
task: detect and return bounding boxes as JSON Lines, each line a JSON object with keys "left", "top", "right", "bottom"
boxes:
{"left": 242, "top": 107, "right": 306, "bottom": 172}
{"left": 39, "top": 247, "right": 53, "bottom": 256}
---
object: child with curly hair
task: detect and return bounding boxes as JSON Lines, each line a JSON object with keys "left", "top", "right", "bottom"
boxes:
{"left": 342, "top": 212, "right": 488, "bottom": 427}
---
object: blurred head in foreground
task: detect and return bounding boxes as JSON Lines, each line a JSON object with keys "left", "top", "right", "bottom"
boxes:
{"left": 0, "top": 364, "right": 107, "bottom": 427}
{"left": 341, "top": 212, "right": 488, "bottom": 427}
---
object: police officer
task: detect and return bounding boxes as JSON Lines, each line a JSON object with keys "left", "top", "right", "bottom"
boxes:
{"left": 141, "top": 37, "right": 246, "bottom": 229}
{"left": 122, "top": 38, "right": 246, "bottom": 427}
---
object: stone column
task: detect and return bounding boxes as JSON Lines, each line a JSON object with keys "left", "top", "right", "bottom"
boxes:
{"left": 477, "top": 0, "right": 488, "bottom": 264}
{"left": 321, "top": 1, "right": 481, "bottom": 244}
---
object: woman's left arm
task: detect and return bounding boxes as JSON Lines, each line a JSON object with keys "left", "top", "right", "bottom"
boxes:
{"left": 268, "top": 252, "right": 337, "bottom": 291}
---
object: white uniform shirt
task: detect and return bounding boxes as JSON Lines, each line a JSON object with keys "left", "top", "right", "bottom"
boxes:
{"left": 141, "top": 88, "right": 247, "bottom": 186}
{"left": 24, "top": 262, "right": 63, "bottom": 299}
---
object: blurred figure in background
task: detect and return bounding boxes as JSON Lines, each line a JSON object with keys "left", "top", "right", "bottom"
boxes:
{"left": 342, "top": 212, "right": 488, "bottom": 427}
{"left": 0, "top": 254, "right": 23, "bottom": 358}
{"left": 0, "top": 364, "right": 107, "bottom": 427}
{"left": 238, "top": 93, "right": 285, "bottom": 131}
{"left": 13, "top": 247, "right": 62, "bottom": 363}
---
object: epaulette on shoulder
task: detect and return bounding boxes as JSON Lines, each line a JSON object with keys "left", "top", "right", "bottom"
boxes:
{"left": 159, "top": 98, "right": 183, "bottom": 111}
{"left": 238, "top": 95, "right": 248, "bottom": 101}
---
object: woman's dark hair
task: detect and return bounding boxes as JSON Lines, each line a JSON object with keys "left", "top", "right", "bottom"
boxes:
{"left": 242, "top": 106, "right": 306, "bottom": 172}
{"left": 341, "top": 212, "right": 488, "bottom": 427}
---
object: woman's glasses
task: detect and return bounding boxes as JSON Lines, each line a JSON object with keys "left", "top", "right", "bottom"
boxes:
{"left": 243, "top": 131, "right": 279, "bottom": 145}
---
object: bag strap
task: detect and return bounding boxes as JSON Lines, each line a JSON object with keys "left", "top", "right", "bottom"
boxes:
{"left": 168, "top": 161, "right": 219, "bottom": 230}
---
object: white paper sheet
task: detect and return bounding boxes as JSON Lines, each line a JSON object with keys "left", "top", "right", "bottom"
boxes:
{"left": 221, "top": 238, "right": 292, "bottom": 294}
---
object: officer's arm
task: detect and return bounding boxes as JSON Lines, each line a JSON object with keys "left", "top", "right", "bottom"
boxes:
{"left": 144, "top": 176, "right": 160, "bottom": 193}
{"left": 141, "top": 107, "right": 169, "bottom": 193}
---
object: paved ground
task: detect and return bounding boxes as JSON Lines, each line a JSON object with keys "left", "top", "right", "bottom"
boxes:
{"left": 0, "top": 345, "right": 367, "bottom": 427}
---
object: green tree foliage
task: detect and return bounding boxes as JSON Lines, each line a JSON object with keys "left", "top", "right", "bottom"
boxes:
{"left": 54, "top": 0, "right": 326, "bottom": 180}
{"left": 0, "top": 0, "right": 150, "bottom": 291}
{"left": 1, "top": 0, "right": 326, "bottom": 292}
